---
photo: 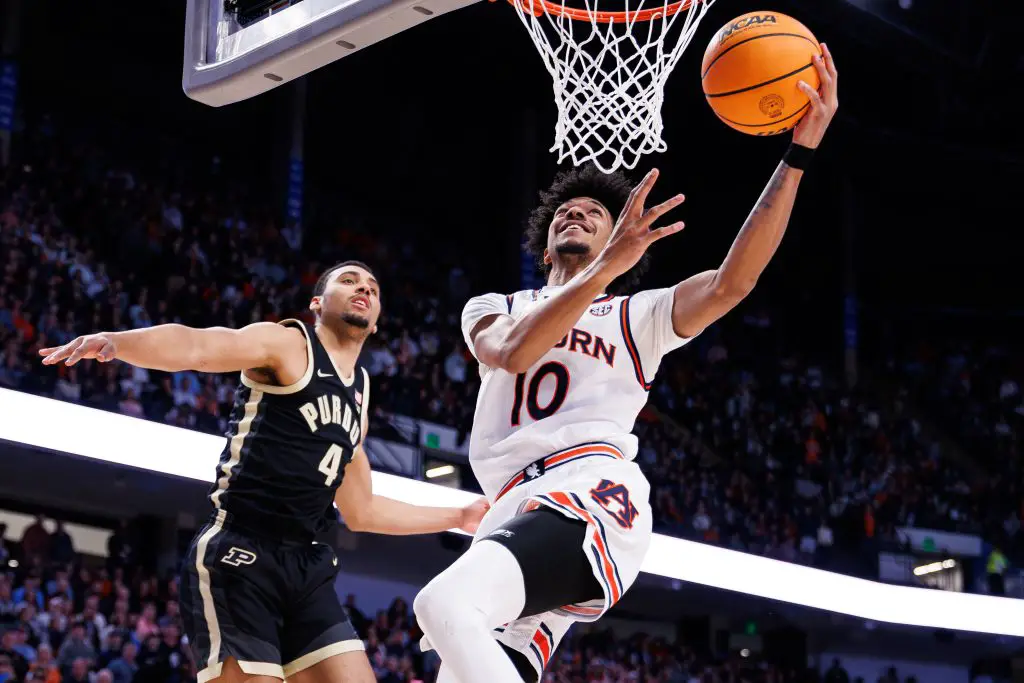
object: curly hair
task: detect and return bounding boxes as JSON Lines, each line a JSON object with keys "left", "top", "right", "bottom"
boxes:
{"left": 523, "top": 164, "right": 649, "bottom": 294}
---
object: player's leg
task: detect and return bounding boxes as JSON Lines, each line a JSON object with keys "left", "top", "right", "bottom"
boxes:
{"left": 280, "top": 542, "right": 373, "bottom": 683}
{"left": 414, "top": 507, "right": 601, "bottom": 683}
{"left": 434, "top": 644, "right": 537, "bottom": 683}
{"left": 179, "top": 521, "right": 286, "bottom": 683}
{"left": 208, "top": 658, "right": 281, "bottom": 683}
{"left": 284, "top": 652, "right": 374, "bottom": 683}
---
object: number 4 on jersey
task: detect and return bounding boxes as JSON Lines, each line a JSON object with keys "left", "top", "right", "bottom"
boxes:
{"left": 319, "top": 444, "right": 344, "bottom": 486}
{"left": 590, "top": 479, "right": 639, "bottom": 529}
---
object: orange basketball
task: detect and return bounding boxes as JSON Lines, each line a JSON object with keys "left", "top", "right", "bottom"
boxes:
{"left": 701, "top": 12, "right": 821, "bottom": 136}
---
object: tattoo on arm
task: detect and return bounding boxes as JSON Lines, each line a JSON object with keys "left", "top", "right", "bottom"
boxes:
{"left": 717, "top": 162, "right": 802, "bottom": 287}
{"left": 750, "top": 163, "right": 790, "bottom": 219}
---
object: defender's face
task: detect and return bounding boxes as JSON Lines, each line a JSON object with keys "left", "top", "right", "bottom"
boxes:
{"left": 544, "top": 197, "right": 615, "bottom": 266}
{"left": 311, "top": 266, "right": 381, "bottom": 331}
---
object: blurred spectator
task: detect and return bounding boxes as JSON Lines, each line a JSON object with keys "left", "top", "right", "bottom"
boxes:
{"left": 49, "top": 525, "right": 73, "bottom": 568}
{"left": 107, "top": 642, "right": 138, "bottom": 683}
{"left": 24, "top": 643, "right": 59, "bottom": 683}
{"left": 57, "top": 624, "right": 94, "bottom": 676}
{"left": 824, "top": 658, "right": 850, "bottom": 683}
{"left": 20, "top": 520, "right": 50, "bottom": 567}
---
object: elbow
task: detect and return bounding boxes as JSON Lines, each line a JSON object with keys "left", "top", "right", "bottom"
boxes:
{"left": 712, "top": 273, "right": 757, "bottom": 303}
{"left": 343, "top": 512, "right": 370, "bottom": 533}
{"left": 496, "top": 344, "right": 532, "bottom": 375}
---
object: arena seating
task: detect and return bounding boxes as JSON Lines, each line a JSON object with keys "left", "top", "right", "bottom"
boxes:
{"left": 2, "top": 120, "right": 1020, "bottom": 585}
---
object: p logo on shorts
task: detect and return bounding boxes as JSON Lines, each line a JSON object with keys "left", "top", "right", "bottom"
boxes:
{"left": 220, "top": 547, "right": 258, "bottom": 567}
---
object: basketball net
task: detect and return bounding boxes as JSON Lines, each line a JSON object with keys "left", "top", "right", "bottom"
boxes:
{"left": 509, "top": 0, "right": 715, "bottom": 173}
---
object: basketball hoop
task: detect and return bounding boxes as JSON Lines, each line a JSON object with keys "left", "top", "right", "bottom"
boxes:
{"left": 500, "top": 0, "right": 715, "bottom": 173}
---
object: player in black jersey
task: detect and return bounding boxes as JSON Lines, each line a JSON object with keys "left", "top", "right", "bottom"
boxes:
{"left": 39, "top": 261, "right": 489, "bottom": 683}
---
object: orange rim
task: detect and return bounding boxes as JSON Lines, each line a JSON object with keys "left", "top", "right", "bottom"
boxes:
{"left": 493, "top": 0, "right": 697, "bottom": 23}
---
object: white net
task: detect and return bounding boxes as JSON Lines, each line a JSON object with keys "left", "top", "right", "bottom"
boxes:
{"left": 511, "top": 0, "right": 715, "bottom": 173}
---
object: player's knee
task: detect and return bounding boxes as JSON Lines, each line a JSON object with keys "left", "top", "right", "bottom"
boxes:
{"left": 414, "top": 579, "right": 481, "bottom": 633}
{"left": 413, "top": 580, "right": 449, "bottom": 626}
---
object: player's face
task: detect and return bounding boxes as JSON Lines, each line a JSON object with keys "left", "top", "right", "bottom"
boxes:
{"left": 545, "top": 197, "right": 615, "bottom": 265}
{"left": 311, "top": 266, "right": 381, "bottom": 333}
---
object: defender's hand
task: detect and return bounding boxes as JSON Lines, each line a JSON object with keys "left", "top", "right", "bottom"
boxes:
{"left": 593, "top": 169, "right": 685, "bottom": 281}
{"left": 39, "top": 334, "right": 118, "bottom": 366}
{"left": 792, "top": 43, "right": 838, "bottom": 149}
{"left": 458, "top": 498, "right": 491, "bottom": 534}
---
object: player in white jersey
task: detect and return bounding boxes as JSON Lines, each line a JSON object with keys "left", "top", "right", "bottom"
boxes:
{"left": 414, "top": 45, "right": 838, "bottom": 683}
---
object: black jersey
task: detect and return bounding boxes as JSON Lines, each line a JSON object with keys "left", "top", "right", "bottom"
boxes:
{"left": 207, "top": 319, "right": 369, "bottom": 542}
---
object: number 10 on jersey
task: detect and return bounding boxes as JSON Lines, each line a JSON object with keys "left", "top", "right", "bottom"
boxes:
{"left": 511, "top": 361, "right": 571, "bottom": 426}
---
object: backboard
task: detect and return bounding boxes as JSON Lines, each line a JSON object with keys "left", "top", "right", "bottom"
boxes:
{"left": 183, "top": 0, "right": 480, "bottom": 107}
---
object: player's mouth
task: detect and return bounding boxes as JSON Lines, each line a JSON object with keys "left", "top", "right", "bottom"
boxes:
{"left": 558, "top": 219, "right": 593, "bottom": 235}
{"left": 350, "top": 296, "right": 370, "bottom": 311}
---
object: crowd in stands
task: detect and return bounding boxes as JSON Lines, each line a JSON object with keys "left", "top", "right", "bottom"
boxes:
{"left": 642, "top": 319, "right": 1003, "bottom": 569}
{"left": 1, "top": 122, "right": 1020, "bottom": 585}
{"left": 0, "top": 126, "right": 478, "bottom": 439}
{"left": 890, "top": 338, "right": 1023, "bottom": 559}
{"left": 0, "top": 518, "right": 191, "bottom": 683}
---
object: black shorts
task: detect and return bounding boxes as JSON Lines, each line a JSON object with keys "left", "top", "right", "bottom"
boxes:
{"left": 179, "top": 516, "right": 361, "bottom": 682}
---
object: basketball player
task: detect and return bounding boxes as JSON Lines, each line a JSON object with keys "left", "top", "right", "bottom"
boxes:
{"left": 39, "top": 261, "right": 489, "bottom": 683}
{"left": 414, "top": 45, "right": 838, "bottom": 683}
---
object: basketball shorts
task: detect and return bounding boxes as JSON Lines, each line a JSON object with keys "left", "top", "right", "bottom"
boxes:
{"left": 475, "top": 454, "right": 653, "bottom": 679}
{"left": 179, "top": 512, "right": 362, "bottom": 683}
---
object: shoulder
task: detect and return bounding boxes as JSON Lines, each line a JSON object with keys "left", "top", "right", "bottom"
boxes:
{"left": 461, "top": 292, "right": 519, "bottom": 324}
{"left": 622, "top": 286, "right": 676, "bottom": 308}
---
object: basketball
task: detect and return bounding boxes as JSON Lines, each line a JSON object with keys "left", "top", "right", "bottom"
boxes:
{"left": 701, "top": 12, "right": 822, "bottom": 136}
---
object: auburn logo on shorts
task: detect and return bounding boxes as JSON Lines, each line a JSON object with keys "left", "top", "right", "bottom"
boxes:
{"left": 220, "top": 547, "right": 258, "bottom": 566}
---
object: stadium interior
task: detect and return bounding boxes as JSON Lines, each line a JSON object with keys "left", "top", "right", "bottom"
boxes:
{"left": 1, "top": 0, "right": 1023, "bottom": 681}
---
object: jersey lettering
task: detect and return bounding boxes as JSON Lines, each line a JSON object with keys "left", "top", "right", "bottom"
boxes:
{"left": 552, "top": 327, "right": 616, "bottom": 366}
{"left": 299, "top": 394, "right": 361, "bottom": 443}
{"left": 590, "top": 479, "right": 639, "bottom": 529}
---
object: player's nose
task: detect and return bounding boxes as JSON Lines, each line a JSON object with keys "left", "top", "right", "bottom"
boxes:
{"left": 565, "top": 205, "right": 586, "bottom": 220}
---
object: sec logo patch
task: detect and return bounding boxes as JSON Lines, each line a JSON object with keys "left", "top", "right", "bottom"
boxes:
{"left": 590, "top": 303, "right": 613, "bottom": 317}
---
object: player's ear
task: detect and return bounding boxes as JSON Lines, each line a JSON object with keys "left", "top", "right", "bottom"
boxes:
{"left": 542, "top": 248, "right": 552, "bottom": 266}
{"left": 309, "top": 296, "right": 322, "bottom": 315}
{"left": 372, "top": 325, "right": 378, "bottom": 334}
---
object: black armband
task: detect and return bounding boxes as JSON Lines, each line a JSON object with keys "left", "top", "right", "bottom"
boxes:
{"left": 783, "top": 143, "right": 815, "bottom": 171}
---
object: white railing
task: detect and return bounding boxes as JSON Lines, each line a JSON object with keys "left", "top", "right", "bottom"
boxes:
{"left": 0, "top": 387, "right": 1021, "bottom": 637}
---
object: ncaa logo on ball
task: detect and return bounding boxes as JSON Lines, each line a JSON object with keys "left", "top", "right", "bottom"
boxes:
{"left": 759, "top": 94, "right": 785, "bottom": 119}
{"left": 719, "top": 14, "right": 777, "bottom": 43}
{"left": 590, "top": 303, "right": 613, "bottom": 317}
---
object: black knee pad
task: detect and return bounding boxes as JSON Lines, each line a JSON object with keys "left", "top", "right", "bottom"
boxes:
{"left": 480, "top": 506, "right": 603, "bottom": 619}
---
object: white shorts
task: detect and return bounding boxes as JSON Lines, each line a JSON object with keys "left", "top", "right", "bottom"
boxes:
{"left": 475, "top": 452, "right": 652, "bottom": 677}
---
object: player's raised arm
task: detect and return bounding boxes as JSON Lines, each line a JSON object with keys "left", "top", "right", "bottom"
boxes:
{"left": 468, "top": 170, "right": 685, "bottom": 374}
{"left": 670, "top": 43, "right": 838, "bottom": 338}
{"left": 38, "top": 322, "right": 306, "bottom": 377}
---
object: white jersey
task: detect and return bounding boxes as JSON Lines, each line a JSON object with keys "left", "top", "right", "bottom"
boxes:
{"left": 461, "top": 284, "right": 695, "bottom": 500}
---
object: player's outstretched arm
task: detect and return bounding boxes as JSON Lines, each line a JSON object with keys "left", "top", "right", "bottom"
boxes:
{"left": 335, "top": 447, "right": 488, "bottom": 535}
{"left": 38, "top": 323, "right": 306, "bottom": 377}
{"left": 670, "top": 43, "right": 839, "bottom": 338}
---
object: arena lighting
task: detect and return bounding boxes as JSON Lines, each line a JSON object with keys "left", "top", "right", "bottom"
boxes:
{"left": 914, "top": 559, "right": 957, "bottom": 576}
{"left": 425, "top": 464, "right": 456, "bottom": 479}
{"left": 1, "top": 387, "right": 1023, "bottom": 637}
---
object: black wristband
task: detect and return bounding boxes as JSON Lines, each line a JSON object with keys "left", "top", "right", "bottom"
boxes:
{"left": 783, "top": 143, "right": 815, "bottom": 171}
